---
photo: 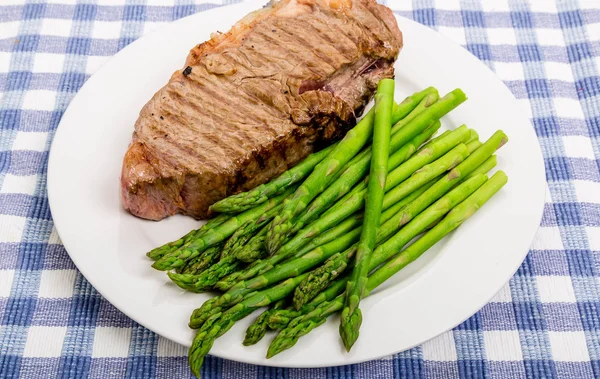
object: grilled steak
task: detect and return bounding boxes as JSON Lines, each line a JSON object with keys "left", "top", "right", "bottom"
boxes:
{"left": 121, "top": 0, "right": 403, "bottom": 220}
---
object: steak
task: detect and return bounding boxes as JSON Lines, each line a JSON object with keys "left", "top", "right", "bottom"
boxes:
{"left": 121, "top": 0, "right": 403, "bottom": 220}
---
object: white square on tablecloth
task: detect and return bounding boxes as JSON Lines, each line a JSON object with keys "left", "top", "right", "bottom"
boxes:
{"left": 432, "top": 0, "right": 461, "bottom": 11}
{"left": 481, "top": 0, "right": 510, "bottom": 12}
{"left": 33, "top": 53, "right": 65, "bottom": 74}
{"left": 438, "top": 26, "right": 466, "bottom": 46}
{"left": 574, "top": 180, "right": 600, "bottom": 204}
{"left": 529, "top": 1, "right": 558, "bottom": 13}
{"left": 490, "top": 283, "right": 513, "bottom": 303}
{"left": 146, "top": 0, "right": 177, "bottom": 5}
{"left": 46, "top": 0, "right": 78, "bottom": 4}
{"left": 486, "top": 28, "right": 517, "bottom": 46}
{"left": 536, "top": 28, "right": 566, "bottom": 47}
{"left": 0, "top": 215, "right": 26, "bottom": 243}
{"left": 22, "top": 90, "right": 57, "bottom": 111}
{"left": 530, "top": 226, "right": 564, "bottom": 251}
{"left": 1, "top": 174, "right": 38, "bottom": 196}
{"left": 544, "top": 62, "right": 575, "bottom": 82}
{"left": 40, "top": 19, "right": 73, "bottom": 38}
{"left": 23, "top": 326, "right": 68, "bottom": 357}
{"left": 12, "top": 131, "right": 48, "bottom": 152}
{"left": 563, "top": 136, "right": 596, "bottom": 160}
{"left": 554, "top": 98, "right": 585, "bottom": 120}
{"left": 0, "top": 52, "right": 11, "bottom": 74}
{"left": 157, "top": 337, "right": 187, "bottom": 357}
{"left": 1, "top": 21, "right": 20, "bottom": 41}
{"left": 587, "top": 227, "right": 600, "bottom": 250}
{"left": 0, "top": 270, "right": 15, "bottom": 297}
{"left": 48, "top": 227, "right": 62, "bottom": 245}
{"left": 421, "top": 331, "right": 457, "bottom": 361}
{"left": 578, "top": 2, "right": 600, "bottom": 10}
{"left": 548, "top": 331, "right": 591, "bottom": 362}
{"left": 483, "top": 331, "right": 523, "bottom": 361}
{"left": 494, "top": 61, "right": 525, "bottom": 81}
{"left": 38, "top": 270, "right": 77, "bottom": 299}
{"left": 536, "top": 276, "right": 577, "bottom": 303}
{"left": 91, "top": 21, "right": 123, "bottom": 40}
{"left": 92, "top": 327, "right": 132, "bottom": 358}
{"left": 585, "top": 22, "right": 600, "bottom": 42}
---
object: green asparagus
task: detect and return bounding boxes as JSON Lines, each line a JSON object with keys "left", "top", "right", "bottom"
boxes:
{"left": 289, "top": 115, "right": 441, "bottom": 237}
{"left": 243, "top": 299, "right": 287, "bottom": 346}
{"left": 266, "top": 88, "right": 443, "bottom": 254}
{"left": 152, "top": 187, "right": 295, "bottom": 271}
{"left": 340, "top": 79, "right": 395, "bottom": 352}
{"left": 219, "top": 204, "right": 280, "bottom": 260}
{"left": 180, "top": 244, "right": 223, "bottom": 275}
{"left": 292, "top": 167, "right": 491, "bottom": 309}
{"left": 266, "top": 171, "right": 508, "bottom": 358}
{"left": 267, "top": 277, "right": 348, "bottom": 330}
{"left": 188, "top": 273, "right": 310, "bottom": 377}
{"left": 235, "top": 227, "right": 268, "bottom": 263}
{"left": 168, "top": 256, "right": 244, "bottom": 293}
{"left": 189, "top": 229, "right": 362, "bottom": 328}
{"left": 210, "top": 144, "right": 336, "bottom": 213}
{"left": 226, "top": 125, "right": 470, "bottom": 289}
{"left": 147, "top": 213, "right": 230, "bottom": 261}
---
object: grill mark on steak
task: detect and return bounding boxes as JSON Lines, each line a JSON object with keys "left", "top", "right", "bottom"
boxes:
{"left": 121, "top": 0, "right": 403, "bottom": 220}
{"left": 252, "top": 29, "right": 328, "bottom": 80}
{"left": 165, "top": 87, "right": 264, "bottom": 167}
{"left": 272, "top": 23, "right": 342, "bottom": 70}
{"left": 301, "top": 21, "right": 357, "bottom": 59}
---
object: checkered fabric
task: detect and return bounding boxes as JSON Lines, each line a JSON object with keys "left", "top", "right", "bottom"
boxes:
{"left": 1, "top": 0, "right": 599, "bottom": 377}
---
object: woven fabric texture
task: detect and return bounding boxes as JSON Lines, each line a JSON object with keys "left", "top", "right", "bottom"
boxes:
{"left": 1, "top": 0, "right": 600, "bottom": 378}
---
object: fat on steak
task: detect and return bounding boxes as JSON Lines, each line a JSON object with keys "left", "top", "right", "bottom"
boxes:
{"left": 121, "top": 0, "right": 403, "bottom": 220}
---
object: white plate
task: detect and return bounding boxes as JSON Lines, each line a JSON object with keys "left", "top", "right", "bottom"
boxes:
{"left": 48, "top": 0, "right": 545, "bottom": 368}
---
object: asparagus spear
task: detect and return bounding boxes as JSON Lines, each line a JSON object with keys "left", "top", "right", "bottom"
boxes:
{"left": 152, "top": 187, "right": 295, "bottom": 271}
{"left": 289, "top": 115, "right": 441, "bottom": 237}
{"left": 199, "top": 182, "right": 436, "bottom": 332}
{"left": 268, "top": 278, "right": 348, "bottom": 330}
{"left": 292, "top": 154, "right": 497, "bottom": 308}
{"left": 465, "top": 155, "right": 497, "bottom": 180}
{"left": 227, "top": 127, "right": 470, "bottom": 288}
{"left": 210, "top": 143, "right": 336, "bottom": 214}
{"left": 340, "top": 79, "right": 395, "bottom": 352}
{"left": 277, "top": 153, "right": 501, "bottom": 321}
{"left": 180, "top": 244, "right": 223, "bottom": 275}
{"left": 146, "top": 213, "right": 230, "bottom": 261}
{"left": 295, "top": 173, "right": 488, "bottom": 309}
{"left": 235, "top": 227, "right": 268, "bottom": 263}
{"left": 466, "top": 140, "right": 482, "bottom": 153}
{"left": 243, "top": 299, "right": 287, "bottom": 346}
{"left": 215, "top": 214, "right": 365, "bottom": 291}
{"left": 189, "top": 230, "right": 361, "bottom": 327}
{"left": 467, "top": 129, "right": 479, "bottom": 143}
{"left": 215, "top": 185, "right": 429, "bottom": 293}
{"left": 267, "top": 171, "right": 508, "bottom": 357}
{"left": 219, "top": 204, "right": 279, "bottom": 260}
{"left": 266, "top": 88, "right": 443, "bottom": 254}
{"left": 168, "top": 257, "right": 244, "bottom": 292}
{"left": 188, "top": 273, "right": 310, "bottom": 377}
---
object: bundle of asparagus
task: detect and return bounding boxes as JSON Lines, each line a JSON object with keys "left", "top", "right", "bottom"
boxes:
{"left": 146, "top": 83, "right": 509, "bottom": 378}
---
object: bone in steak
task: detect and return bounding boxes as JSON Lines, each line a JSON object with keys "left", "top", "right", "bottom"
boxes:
{"left": 121, "top": 0, "right": 403, "bottom": 220}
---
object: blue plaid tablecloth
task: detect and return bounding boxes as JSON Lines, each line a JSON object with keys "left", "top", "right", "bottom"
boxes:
{"left": 1, "top": 0, "right": 600, "bottom": 377}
